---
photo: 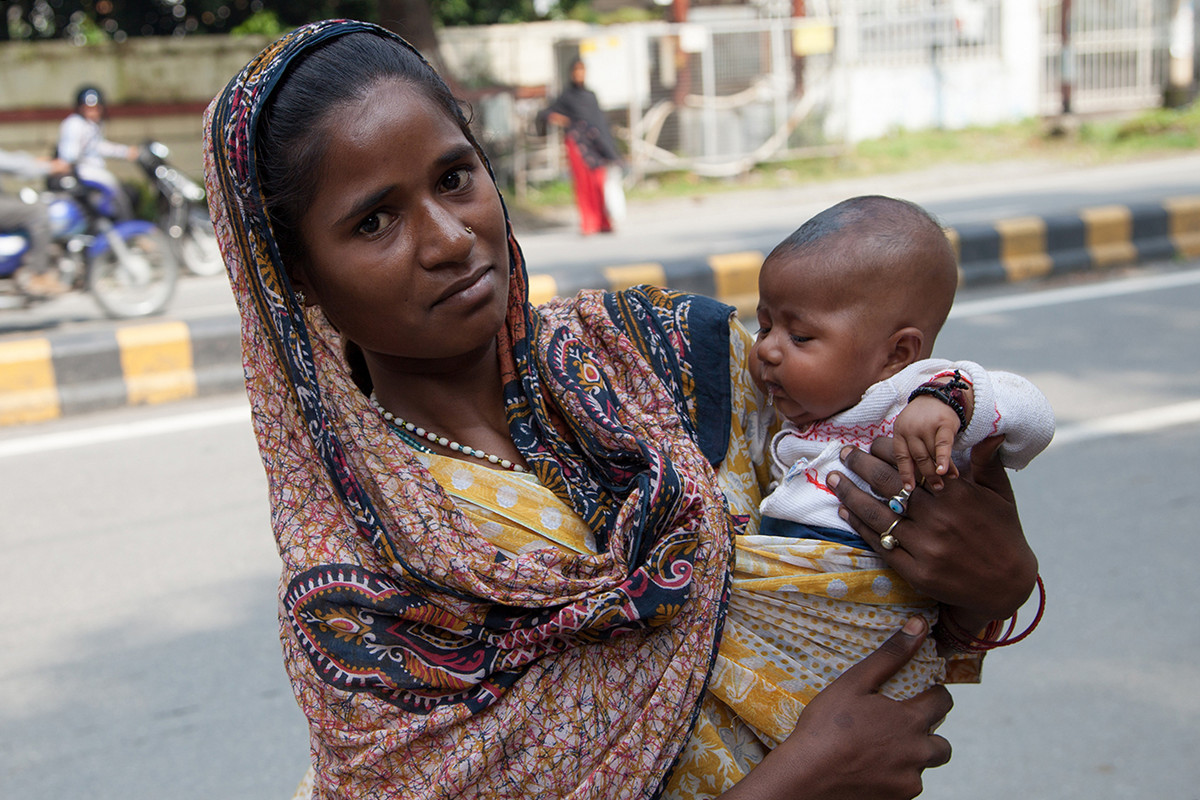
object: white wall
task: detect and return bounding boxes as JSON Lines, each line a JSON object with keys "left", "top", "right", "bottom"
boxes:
{"left": 828, "top": 0, "right": 1041, "bottom": 142}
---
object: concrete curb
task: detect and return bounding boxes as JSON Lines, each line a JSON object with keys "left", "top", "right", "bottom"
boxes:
{"left": 1, "top": 314, "right": 244, "bottom": 426}
{"left": 4, "top": 195, "right": 1199, "bottom": 426}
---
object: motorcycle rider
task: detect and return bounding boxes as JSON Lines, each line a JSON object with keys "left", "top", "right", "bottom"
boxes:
{"left": 0, "top": 147, "right": 71, "bottom": 296}
{"left": 57, "top": 85, "right": 138, "bottom": 219}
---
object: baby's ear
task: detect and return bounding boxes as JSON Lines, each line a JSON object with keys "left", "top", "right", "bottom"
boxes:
{"left": 880, "top": 326, "right": 923, "bottom": 380}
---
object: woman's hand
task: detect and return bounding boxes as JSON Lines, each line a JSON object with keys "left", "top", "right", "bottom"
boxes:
{"left": 828, "top": 435, "right": 1038, "bottom": 622}
{"left": 721, "top": 617, "right": 953, "bottom": 800}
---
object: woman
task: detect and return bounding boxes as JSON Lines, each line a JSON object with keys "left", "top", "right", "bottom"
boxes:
{"left": 203, "top": 20, "right": 1039, "bottom": 799}
{"left": 542, "top": 58, "right": 622, "bottom": 235}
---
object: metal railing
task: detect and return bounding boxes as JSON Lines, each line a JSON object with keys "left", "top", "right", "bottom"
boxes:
{"left": 471, "top": 2, "right": 1172, "bottom": 191}
{"left": 1039, "top": 0, "right": 1170, "bottom": 115}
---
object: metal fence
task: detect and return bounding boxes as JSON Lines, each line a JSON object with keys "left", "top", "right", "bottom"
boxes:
{"left": 510, "top": 17, "right": 844, "bottom": 188}
{"left": 823, "top": 0, "right": 1004, "bottom": 63}
{"left": 492, "top": 1, "right": 1172, "bottom": 192}
{"left": 610, "top": 19, "right": 842, "bottom": 179}
{"left": 1039, "top": 0, "right": 1171, "bottom": 115}
{"left": 520, "top": 5, "right": 1009, "bottom": 187}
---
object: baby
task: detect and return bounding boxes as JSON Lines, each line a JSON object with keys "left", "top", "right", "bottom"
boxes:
{"left": 750, "top": 195, "right": 1055, "bottom": 551}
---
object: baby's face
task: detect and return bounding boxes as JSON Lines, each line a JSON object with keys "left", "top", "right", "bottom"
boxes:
{"left": 750, "top": 253, "right": 898, "bottom": 428}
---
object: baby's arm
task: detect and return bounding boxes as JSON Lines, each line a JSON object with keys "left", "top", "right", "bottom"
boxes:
{"left": 985, "top": 370, "right": 1057, "bottom": 469}
{"left": 893, "top": 363, "right": 1055, "bottom": 491}
{"left": 893, "top": 372, "right": 975, "bottom": 490}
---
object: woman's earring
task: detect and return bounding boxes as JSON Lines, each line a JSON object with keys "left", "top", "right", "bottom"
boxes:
{"left": 295, "top": 290, "right": 306, "bottom": 306}
{"left": 465, "top": 226, "right": 473, "bottom": 235}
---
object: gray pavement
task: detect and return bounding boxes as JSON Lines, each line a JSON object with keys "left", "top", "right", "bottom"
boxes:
{"left": 2, "top": 152, "right": 1200, "bottom": 424}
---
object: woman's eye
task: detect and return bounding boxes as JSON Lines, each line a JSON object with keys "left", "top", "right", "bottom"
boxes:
{"left": 357, "top": 211, "right": 394, "bottom": 236}
{"left": 441, "top": 166, "right": 472, "bottom": 193}
{"left": 358, "top": 214, "right": 382, "bottom": 235}
{"left": 789, "top": 334, "right": 812, "bottom": 344}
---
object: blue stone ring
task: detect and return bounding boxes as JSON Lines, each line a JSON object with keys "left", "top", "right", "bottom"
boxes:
{"left": 888, "top": 487, "right": 912, "bottom": 515}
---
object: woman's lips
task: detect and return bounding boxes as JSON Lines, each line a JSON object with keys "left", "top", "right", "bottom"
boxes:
{"left": 435, "top": 265, "right": 493, "bottom": 307}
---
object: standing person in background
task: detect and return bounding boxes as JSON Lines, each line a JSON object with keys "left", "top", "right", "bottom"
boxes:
{"left": 57, "top": 85, "right": 138, "bottom": 219}
{"left": 542, "top": 58, "right": 622, "bottom": 235}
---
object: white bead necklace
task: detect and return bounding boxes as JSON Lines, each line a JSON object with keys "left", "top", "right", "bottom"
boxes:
{"left": 369, "top": 392, "right": 527, "bottom": 473}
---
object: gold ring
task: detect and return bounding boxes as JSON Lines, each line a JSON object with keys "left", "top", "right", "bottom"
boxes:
{"left": 879, "top": 518, "right": 901, "bottom": 550}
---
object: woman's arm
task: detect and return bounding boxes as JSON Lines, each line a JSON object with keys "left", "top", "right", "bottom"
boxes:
{"left": 719, "top": 617, "right": 953, "bottom": 800}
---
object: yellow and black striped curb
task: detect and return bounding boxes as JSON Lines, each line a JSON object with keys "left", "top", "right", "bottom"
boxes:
{"left": 3, "top": 196, "right": 1198, "bottom": 426}
{"left": 0, "top": 315, "right": 243, "bottom": 427}
{"left": 529, "top": 195, "right": 1200, "bottom": 308}
{"left": 946, "top": 196, "right": 1200, "bottom": 285}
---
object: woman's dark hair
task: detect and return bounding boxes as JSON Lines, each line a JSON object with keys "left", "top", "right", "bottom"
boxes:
{"left": 255, "top": 30, "right": 476, "bottom": 266}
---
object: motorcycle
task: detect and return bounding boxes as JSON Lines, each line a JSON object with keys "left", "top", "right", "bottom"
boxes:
{"left": 137, "top": 140, "right": 224, "bottom": 277}
{"left": 0, "top": 176, "right": 179, "bottom": 318}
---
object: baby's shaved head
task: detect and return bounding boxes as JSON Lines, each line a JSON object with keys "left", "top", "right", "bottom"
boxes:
{"left": 766, "top": 195, "right": 959, "bottom": 350}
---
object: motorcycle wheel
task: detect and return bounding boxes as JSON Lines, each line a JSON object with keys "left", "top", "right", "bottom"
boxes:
{"left": 88, "top": 228, "right": 179, "bottom": 318}
{"left": 174, "top": 206, "right": 225, "bottom": 277}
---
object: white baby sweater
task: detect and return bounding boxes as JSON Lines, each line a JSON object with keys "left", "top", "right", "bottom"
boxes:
{"left": 758, "top": 359, "right": 1056, "bottom": 535}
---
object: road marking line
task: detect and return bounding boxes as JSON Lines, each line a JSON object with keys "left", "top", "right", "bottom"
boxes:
{"left": 996, "top": 216, "right": 1053, "bottom": 282}
{"left": 0, "top": 338, "right": 59, "bottom": 425}
{"left": 1081, "top": 205, "right": 1136, "bottom": 268}
{"left": 950, "top": 267, "right": 1200, "bottom": 318}
{"left": 0, "top": 402, "right": 250, "bottom": 458}
{"left": 603, "top": 262, "right": 665, "bottom": 290}
{"left": 3, "top": 398, "right": 1199, "bottom": 460}
{"left": 1049, "top": 400, "right": 1200, "bottom": 448}
{"left": 116, "top": 321, "right": 198, "bottom": 405}
{"left": 528, "top": 273, "right": 557, "bottom": 306}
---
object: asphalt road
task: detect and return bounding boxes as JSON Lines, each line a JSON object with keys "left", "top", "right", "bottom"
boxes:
{"left": 2, "top": 260, "right": 1198, "bottom": 799}
{"left": 4, "top": 152, "right": 1200, "bottom": 340}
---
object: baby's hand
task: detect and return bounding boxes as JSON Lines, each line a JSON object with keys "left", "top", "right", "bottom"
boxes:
{"left": 892, "top": 396, "right": 961, "bottom": 491}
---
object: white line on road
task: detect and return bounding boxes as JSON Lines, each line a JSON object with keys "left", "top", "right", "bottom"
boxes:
{"left": 3, "top": 398, "right": 1199, "bottom": 460}
{"left": 0, "top": 402, "right": 250, "bottom": 458}
{"left": 950, "top": 267, "right": 1200, "bottom": 318}
{"left": 1048, "top": 400, "right": 1200, "bottom": 448}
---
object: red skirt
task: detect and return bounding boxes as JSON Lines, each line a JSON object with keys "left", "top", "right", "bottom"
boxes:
{"left": 565, "top": 137, "right": 612, "bottom": 235}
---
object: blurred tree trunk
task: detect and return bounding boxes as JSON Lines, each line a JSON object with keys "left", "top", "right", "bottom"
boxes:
{"left": 376, "top": 0, "right": 455, "bottom": 84}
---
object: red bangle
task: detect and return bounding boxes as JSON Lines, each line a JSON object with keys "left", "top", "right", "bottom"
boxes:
{"left": 935, "top": 575, "right": 1046, "bottom": 653}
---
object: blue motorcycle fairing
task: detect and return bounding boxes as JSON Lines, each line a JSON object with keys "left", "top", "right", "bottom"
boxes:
{"left": 0, "top": 232, "right": 30, "bottom": 278}
{"left": 87, "top": 220, "right": 158, "bottom": 257}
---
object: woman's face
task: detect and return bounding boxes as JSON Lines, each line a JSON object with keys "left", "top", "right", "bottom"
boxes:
{"left": 294, "top": 79, "right": 510, "bottom": 372}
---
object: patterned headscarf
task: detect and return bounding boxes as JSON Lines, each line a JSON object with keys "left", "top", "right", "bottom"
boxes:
{"left": 204, "top": 19, "right": 738, "bottom": 798}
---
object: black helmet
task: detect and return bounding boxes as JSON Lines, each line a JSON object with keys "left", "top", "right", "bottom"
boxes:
{"left": 76, "top": 86, "right": 105, "bottom": 109}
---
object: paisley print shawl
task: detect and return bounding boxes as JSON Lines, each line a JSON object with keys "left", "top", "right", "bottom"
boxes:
{"left": 203, "top": 19, "right": 737, "bottom": 799}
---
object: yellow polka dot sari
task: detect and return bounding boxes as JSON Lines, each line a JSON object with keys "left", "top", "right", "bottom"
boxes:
{"left": 420, "top": 324, "right": 952, "bottom": 799}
